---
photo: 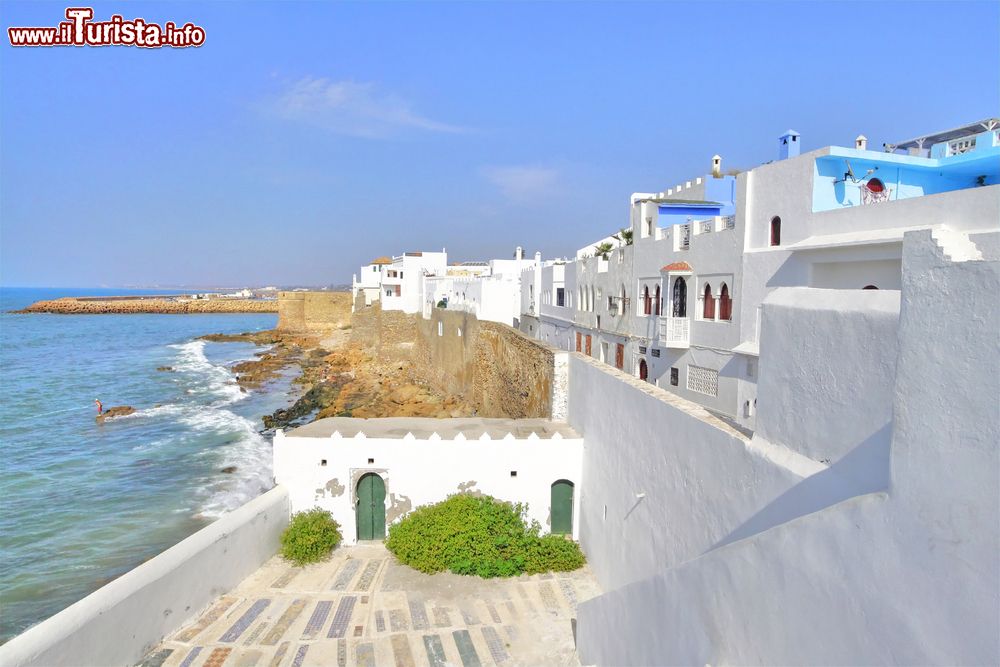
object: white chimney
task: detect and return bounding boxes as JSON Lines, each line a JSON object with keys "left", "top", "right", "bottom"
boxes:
{"left": 855, "top": 135, "right": 868, "bottom": 151}
{"left": 712, "top": 154, "right": 722, "bottom": 178}
{"left": 515, "top": 246, "right": 524, "bottom": 260}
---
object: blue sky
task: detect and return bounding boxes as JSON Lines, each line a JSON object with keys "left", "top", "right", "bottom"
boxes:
{"left": 2, "top": 1, "right": 997, "bottom": 287}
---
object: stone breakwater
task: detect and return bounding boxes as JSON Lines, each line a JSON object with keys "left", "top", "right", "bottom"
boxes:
{"left": 15, "top": 297, "right": 278, "bottom": 314}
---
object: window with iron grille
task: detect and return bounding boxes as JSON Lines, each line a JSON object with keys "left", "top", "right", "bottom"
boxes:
{"left": 686, "top": 365, "right": 719, "bottom": 396}
{"left": 670, "top": 367, "right": 679, "bottom": 386}
{"left": 652, "top": 349, "right": 661, "bottom": 358}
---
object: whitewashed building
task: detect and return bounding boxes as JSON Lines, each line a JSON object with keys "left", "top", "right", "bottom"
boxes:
{"left": 521, "top": 120, "right": 1000, "bottom": 431}
{"left": 351, "top": 250, "right": 448, "bottom": 314}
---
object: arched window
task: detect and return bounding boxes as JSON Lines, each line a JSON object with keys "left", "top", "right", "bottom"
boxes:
{"left": 703, "top": 283, "right": 715, "bottom": 320}
{"left": 643, "top": 285, "right": 651, "bottom": 315}
{"left": 863, "top": 284, "right": 879, "bottom": 290}
{"left": 719, "top": 283, "right": 732, "bottom": 321}
{"left": 654, "top": 285, "right": 661, "bottom": 316}
{"left": 672, "top": 277, "right": 687, "bottom": 318}
{"left": 770, "top": 216, "right": 781, "bottom": 246}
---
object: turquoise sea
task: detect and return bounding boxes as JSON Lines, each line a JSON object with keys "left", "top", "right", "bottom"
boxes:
{"left": 0, "top": 287, "right": 295, "bottom": 642}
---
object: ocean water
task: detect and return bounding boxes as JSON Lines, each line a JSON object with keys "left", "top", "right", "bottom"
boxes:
{"left": 0, "top": 287, "right": 294, "bottom": 642}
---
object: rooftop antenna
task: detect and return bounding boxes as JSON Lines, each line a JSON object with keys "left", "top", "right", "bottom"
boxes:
{"left": 835, "top": 159, "right": 878, "bottom": 184}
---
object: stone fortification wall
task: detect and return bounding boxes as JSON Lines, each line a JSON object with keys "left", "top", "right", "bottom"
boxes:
{"left": 277, "top": 291, "right": 352, "bottom": 332}
{"left": 350, "top": 301, "right": 419, "bottom": 360}
{"left": 352, "top": 304, "right": 559, "bottom": 419}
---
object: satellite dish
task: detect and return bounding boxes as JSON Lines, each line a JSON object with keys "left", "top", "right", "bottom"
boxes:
{"left": 844, "top": 159, "right": 856, "bottom": 182}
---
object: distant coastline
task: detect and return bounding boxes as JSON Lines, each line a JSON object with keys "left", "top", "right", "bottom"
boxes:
{"left": 14, "top": 296, "right": 278, "bottom": 314}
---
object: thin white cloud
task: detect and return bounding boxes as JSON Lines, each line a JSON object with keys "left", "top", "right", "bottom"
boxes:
{"left": 271, "top": 77, "right": 467, "bottom": 138}
{"left": 482, "top": 165, "right": 559, "bottom": 203}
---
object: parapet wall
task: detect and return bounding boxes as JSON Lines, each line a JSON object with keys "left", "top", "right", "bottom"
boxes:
{"left": 277, "top": 291, "right": 352, "bottom": 332}
{"left": 0, "top": 487, "right": 289, "bottom": 667}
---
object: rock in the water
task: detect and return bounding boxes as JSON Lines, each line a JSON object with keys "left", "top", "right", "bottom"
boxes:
{"left": 220, "top": 466, "right": 237, "bottom": 474}
{"left": 156, "top": 366, "right": 174, "bottom": 372}
{"left": 96, "top": 406, "right": 135, "bottom": 423}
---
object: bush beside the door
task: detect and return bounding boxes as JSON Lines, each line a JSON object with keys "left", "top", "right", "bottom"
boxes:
{"left": 385, "top": 493, "right": 585, "bottom": 578}
{"left": 280, "top": 509, "right": 343, "bottom": 566}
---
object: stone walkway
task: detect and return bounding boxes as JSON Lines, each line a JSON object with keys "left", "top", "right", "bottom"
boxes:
{"left": 141, "top": 544, "right": 600, "bottom": 667}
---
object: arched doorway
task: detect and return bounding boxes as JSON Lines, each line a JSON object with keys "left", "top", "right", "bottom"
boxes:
{"left": 356, "top": 473, "right": 386, "bottom": 540}
{"left": 639, "top": 359, "right": 648, "bottom": 381}
{"left": 551, "top": 480, "right": 574, "bottom": 535}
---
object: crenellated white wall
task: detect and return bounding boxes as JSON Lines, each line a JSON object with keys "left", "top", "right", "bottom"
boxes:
{"left": 274, "top": 422, "right": 584, "bottom": 544}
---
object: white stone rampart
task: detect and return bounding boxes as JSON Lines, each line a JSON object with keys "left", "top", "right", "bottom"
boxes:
{"left": 575, "top": 230, "right": 1000, "bottom": 666}
{"left": 274, "top": 418, "right": 584, "bottom": 543}
{"left": 0, "top": 487, "right": 289, "bottom": 667}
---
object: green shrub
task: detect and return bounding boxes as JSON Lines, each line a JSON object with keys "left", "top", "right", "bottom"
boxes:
{"left": 385, "top": 494, "right": 585, "bottom": 578}
{"left": 280, "top": 509, "right": 342, "bottom": 566}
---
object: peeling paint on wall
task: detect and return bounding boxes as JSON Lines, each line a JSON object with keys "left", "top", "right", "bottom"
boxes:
{"left": 386, "top": 493, "right": 412, "bottom": 523}
{"left": 456, "top": 480, "right": 481, "bottom": 496}
{"left": 325, "top": 478, "right": 345, "bottom": 497}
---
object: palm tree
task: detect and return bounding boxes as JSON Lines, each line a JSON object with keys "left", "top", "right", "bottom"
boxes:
{"left": 593, "top": 242, "right": 614, "bottom": 260}
{"left": 616, "top": 228, "right": 634, "bottom": 245}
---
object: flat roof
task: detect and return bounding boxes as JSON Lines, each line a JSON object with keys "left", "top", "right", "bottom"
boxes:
{"left": 885, "top": 118, "right": 999, "bottom": 151}
{"left": 283, "top": 417, "right": 580, "bottom": 440}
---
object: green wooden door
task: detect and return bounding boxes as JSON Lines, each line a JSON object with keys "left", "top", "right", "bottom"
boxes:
{"left": 551, "top": 480, "right": 574, "bottom": 535}
{"left": 356, "top": 473, "right": 386, "bottom": 540}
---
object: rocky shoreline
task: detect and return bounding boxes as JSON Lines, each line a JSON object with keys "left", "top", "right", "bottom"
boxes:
{"left": 15, "top": 297, "right": 277, "bottom": 314}
{"left": 204, "top": 328, "right": 475, "bottom": 431}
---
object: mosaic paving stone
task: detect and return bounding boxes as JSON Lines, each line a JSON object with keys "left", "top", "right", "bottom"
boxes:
{"left": 452, "top": 629, "right": 483, "bottom": 667}
{"left": 203, "top": 647, "right": 233, "bottom": 667}
{"left": 558, "top": 580, "right": 578, "bottom": 608}
{"left": 337, "top": 638, "right": 347, "bottom": 667}
{"left": 460, "top": 607, "right": 481, "bottom": 625}
{"left": 235, "top": 649, "right": 262, "bottom": 667}
{"left": 432, "top": 607, "right": 451, "bottom": 628}
{"left": 353, "top": 559, "right": 382, "bottom": 592}
{"left": 538, "top": 573, "right": 554, "bottom": 580}
{"left": 326, "top": 595, "right": 357, "bottom": 639}
{"left": 177, "top": 646, "right": 202, "bottom": 667}
{"left": 538, "top": 582, "right": 560, "bottom": 610}
{"left": 220, "top": 599, "right": 271, "bottom": 643}
{"left": 361, "top": 595, "right": 369, "bottom": 604}
{"left": 174, "top": 597, "right": 237, "bottom": 642}
{"left": 355, "top": 642, "right": 375, "bottom": 667}
{"left": 267, "top": 642, "right": 290, "bottom": 667}
{"left": 243, "top": 621, "right": 268, "bottom": 646}
{"left": 390, "top": 633, "right": 416, "bottom": 667}
{"left": 505, "top": 601, "right": 518, "bottom": 618}
{"left": 486, "top": 603, "right": 502, "bottom": 624}
{"left": 408, "top": 595, "right": 430, "bottom": 630}
{"left": 301, "top": 600, "right": 334, "bottom": 639}
{"left": 482, "top": 626, "right": 510, "bottom": 664}
{"left": 330, "top": 559, "right": 363, "bottom": 591}
{"left": 504, "top": 625, "right": 519, "bottom": 641}
{"left": 262, "top": 599, "right": 307, "bottom": 645}
{"left": 177, "top": 647, "right": 202, "bottom": 667}
{"left": 137, "top": 648, "right": 172, "bottom": 667}
{"left": 422, "top": 634, "right": 447, "bottom": 667}
{"left": 375, "top": 610, "right": 386, "bottom": 633}
{"left": 270, "top": 569, "right": 299, "bottom": 589}
{"left": 290, "top": 644, "right": 309, "bottom": 667}
{"left": 353, "top": 625, "right": 364, "bottom": 637}
{"left": 389, "top": 608, "right": 409, "bottom": 632}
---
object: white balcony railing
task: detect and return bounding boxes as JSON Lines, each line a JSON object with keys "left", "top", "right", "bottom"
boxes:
{"left": 658, "top": 316, "right": 690, "bottom": 348}
{"left": 723, "top": 215, "right": 736, "bottom": 229}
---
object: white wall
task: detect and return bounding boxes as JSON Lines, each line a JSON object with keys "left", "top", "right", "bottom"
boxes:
{"left": 274, "top": 426, "right": 583, "bottom": 543}
{"left": 754, "top": 287, "right": 899, "bottom": 493}
{"left": 568, "top": 354, "right": 824, "bottom": 591}
{"left": 575, "top": 230, "right": 1000, "bottom": 666}
{"left": 0, "top": 487, "right": 289, "bottom": 667}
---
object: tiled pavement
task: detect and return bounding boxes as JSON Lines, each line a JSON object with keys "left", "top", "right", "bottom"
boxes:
{"left": 142, "top": 544, "right": 600, "bottom": 667}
